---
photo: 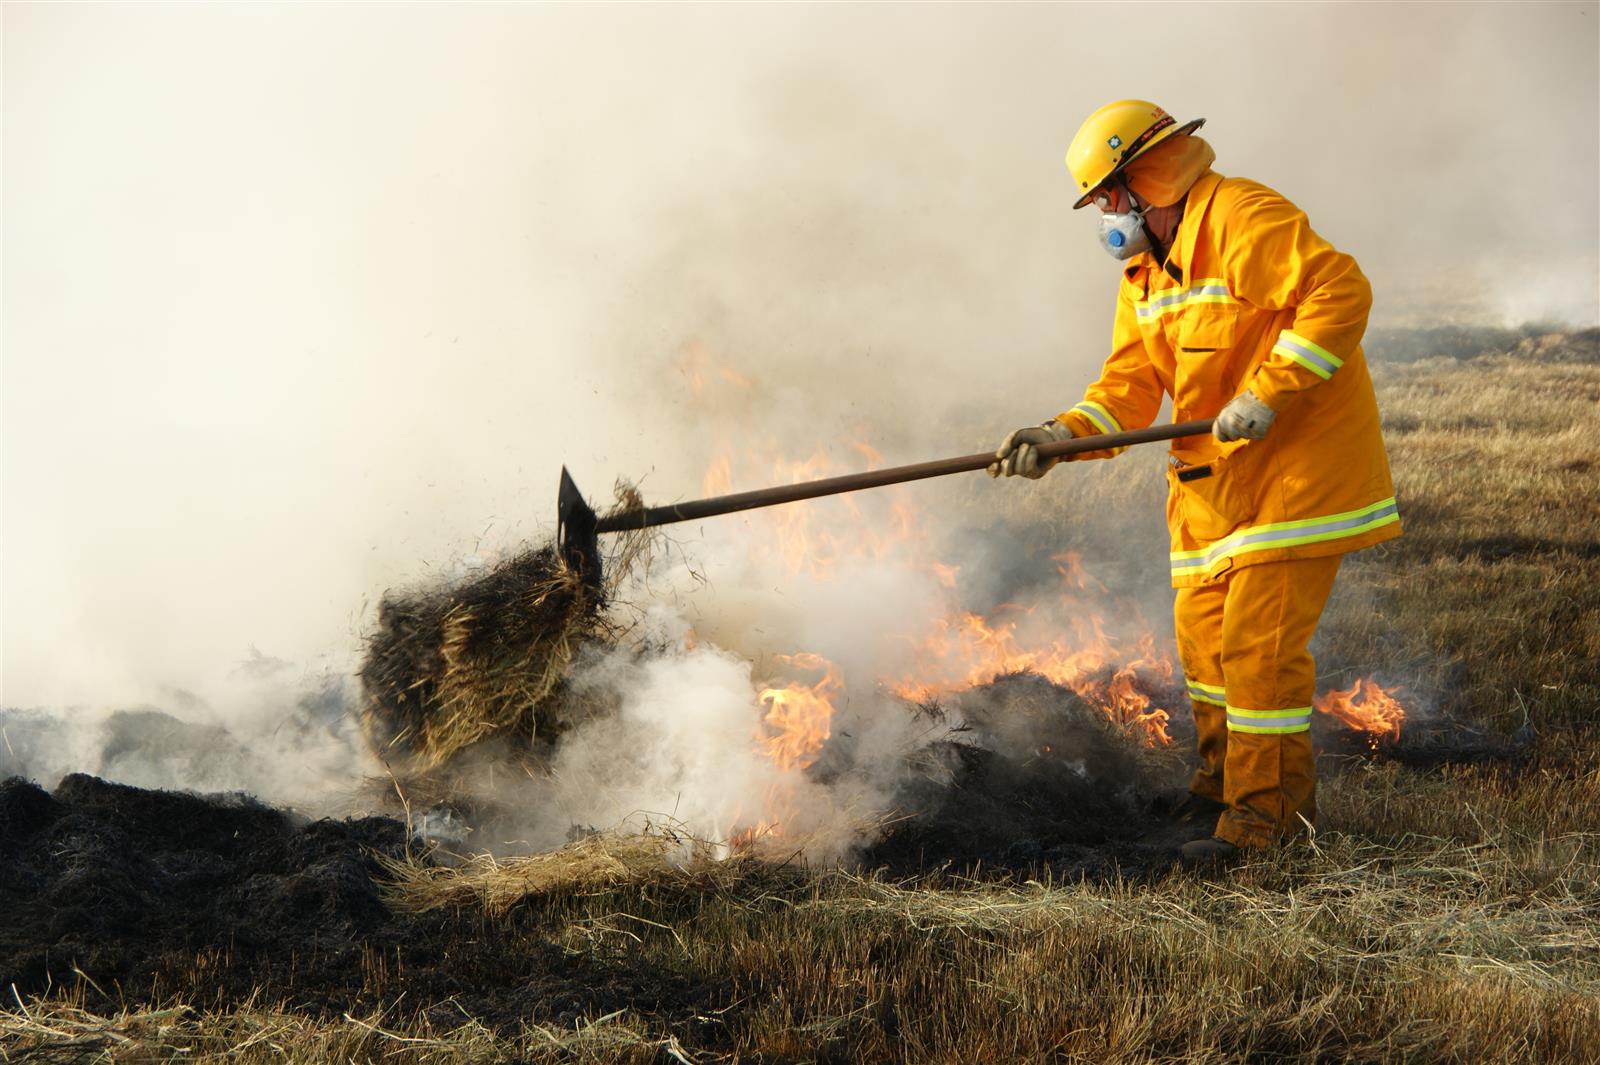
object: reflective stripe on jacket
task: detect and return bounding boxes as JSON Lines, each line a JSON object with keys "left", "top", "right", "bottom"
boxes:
{"left": 1057, "top": 171, "right": 1400, "bottom": 587}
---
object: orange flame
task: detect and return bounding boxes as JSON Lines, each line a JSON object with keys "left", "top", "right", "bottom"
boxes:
{"left": 702, "top": 454, "right": 733, "bottom": 497}
{"left": 757, "top": 653, "right": 840, "bottom": 772}
{"left": 678, "top": 339, "right": 709, "bottom": 400}
{"left": 884, "top": 554, "right": 1178, "bottom": 747}
{"left": 1315, "top": 678, "right": 1405, "bottom": 748}
{"left": 1053, "top": 551, "right": 1107, "bottom": 595}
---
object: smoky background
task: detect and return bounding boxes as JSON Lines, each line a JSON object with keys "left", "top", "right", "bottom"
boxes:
{"left": 3, "top": 2, "right": 1597, "bottom": 816}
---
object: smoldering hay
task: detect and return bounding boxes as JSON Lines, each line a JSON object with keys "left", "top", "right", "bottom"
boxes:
{"left": 358, "top": 484, "right": 652, "bottom": 771}
{"left": 359, "top": 545, "right": 601, "bottom": 770}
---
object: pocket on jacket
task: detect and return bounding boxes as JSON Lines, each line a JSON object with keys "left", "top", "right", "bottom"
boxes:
{"left": 1171, "top": 303, "right": 1241, "bottom": 415}
{"left": 1177, "top": 302, "right": 1238, "bottom": 351}
{"left": 1167, "top": 444, "right": 1263, "bottom": 541}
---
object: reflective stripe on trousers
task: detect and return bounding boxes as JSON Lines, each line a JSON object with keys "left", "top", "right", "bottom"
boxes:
{"left": 1171, "top": 498, "right": 1399, "bottom": 578}
{"left": 1225, "top": 704, "right": 1313, "bottom": 734}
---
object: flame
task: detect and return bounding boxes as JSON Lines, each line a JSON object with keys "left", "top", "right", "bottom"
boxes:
{"left": 1315, "top": 678, "right": 1405, "bottom": 748}
{"left": 728, "top": 817, "right": 780, "bottom": 852}
{"left": 884, "top": 555, "right": 1178, "bottom": 747}
{"left": 678, "top": 339, "right": 709, "bottom": 400}
{"left": 679, "top": 339, "right": 754, "bottom": 402}
{"left": 849, "top": 439, "right": 882, "bottom": 468}
{"left": 670, "top": 346, "right": 1197, "bottom": 848}
{"left": 702, "top": 454, "right": 733, "bottom": 497}
{"left": 728, "top": 444, "right": 934, "bottom": 580}
{"left": 757, "top": 652, "right": 840, "bottom": 772}
{"left": 724, "top": 654, "right": 842, "bottom": 849}
{"left": 1052, "top": 551, "right": 1107, "bottom": 595}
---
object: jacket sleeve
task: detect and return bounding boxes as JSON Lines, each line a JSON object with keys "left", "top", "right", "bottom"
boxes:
{"left": 1054, "top": 283, "right": 1164, "bottom": 460}
{"left": 1216, "top": 181, "right": 1372, "bottom": 411}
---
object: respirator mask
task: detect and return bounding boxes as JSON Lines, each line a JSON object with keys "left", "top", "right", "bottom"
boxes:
{"left": 1093, "top": 185, "right": 1151, "bottom": 261}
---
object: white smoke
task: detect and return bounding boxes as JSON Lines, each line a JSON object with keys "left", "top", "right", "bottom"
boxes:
{"left": 3, "top": 5, "right": 1594, "bottom": 826}
{"left": 0, "top": 655, "right": 373, "bottom": 811}
{"left": 536, "top": 609, "right": 848, "bottom": 852}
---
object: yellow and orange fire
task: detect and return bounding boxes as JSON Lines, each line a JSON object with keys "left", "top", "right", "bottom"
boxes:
{"left": 757, "top": 653, "right": 840, "bottom": 772}
{"left": 1315, "top": 678, "right": 1406, "bottom": 748}
{"left": 885, "top": 606, "right": 1176, "bottom": 746}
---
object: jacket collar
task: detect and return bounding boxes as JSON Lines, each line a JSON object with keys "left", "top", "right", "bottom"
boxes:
{"left": 1172, "top": 170, "right": 1224, "bottom": 283}
{"left": 1120, "top": 170, "right": 1223, "bottom": 288}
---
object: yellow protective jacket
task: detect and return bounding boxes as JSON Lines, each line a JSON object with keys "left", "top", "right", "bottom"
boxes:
{"left": 1058, "top": 171, "right": 1400, "bottom": 588}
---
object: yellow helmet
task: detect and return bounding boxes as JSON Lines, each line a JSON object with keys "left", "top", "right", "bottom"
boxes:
{"left": 1065, "top": 99, "right": 1205, "bottom": 209}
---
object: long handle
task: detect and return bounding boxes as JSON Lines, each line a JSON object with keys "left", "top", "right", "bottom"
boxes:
{"left": 594, "top": 419, "right": 1214, "bottom": 533}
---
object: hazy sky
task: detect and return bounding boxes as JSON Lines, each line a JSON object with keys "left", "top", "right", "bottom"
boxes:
{"left": 4, "top": 2, "right": 1597, "bottom": 708}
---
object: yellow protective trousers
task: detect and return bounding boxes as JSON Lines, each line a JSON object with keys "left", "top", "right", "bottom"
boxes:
{"left": 1174, "top": 554, "right": 1342, "bottom": 848}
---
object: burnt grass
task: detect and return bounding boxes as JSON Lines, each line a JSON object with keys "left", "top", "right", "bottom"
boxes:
{"left": 0, "top": 774, "right": 736, "bottom": 1036}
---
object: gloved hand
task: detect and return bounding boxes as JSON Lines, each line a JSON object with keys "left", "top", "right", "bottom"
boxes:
{"left": 1213, "top": 390, "right": 1277, "bottom": 442}
{"left": 987, "top": 419, "right": 1076, "bottom": 479}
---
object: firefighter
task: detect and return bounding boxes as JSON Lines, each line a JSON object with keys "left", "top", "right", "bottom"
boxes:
{"left": 990, "top": 100, "right": 1400, "bottom": 863}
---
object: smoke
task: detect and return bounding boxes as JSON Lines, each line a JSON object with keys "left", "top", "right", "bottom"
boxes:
{"left": 3, "top": 5, "right": 1596, "bottom": 820}
{"left": 0, "top": 655, "right": 372, "bottom": 811}
{"left": 525, "top": 607, "right": 883, "bottom": 858}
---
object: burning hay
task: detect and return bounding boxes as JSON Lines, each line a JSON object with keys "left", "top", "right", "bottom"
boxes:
{"left": 359, "top": 487, "right": 650, "bottom": 771}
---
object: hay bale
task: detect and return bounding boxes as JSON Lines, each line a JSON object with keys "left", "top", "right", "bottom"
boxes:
{"left": 358, "top": 546, "right": 604, "bottom": 770}
{"left": 358, "top": 485, "right": 652, "bottom": 771}
{"left": 358, "top": 483, "right": 651, "bottom": 771}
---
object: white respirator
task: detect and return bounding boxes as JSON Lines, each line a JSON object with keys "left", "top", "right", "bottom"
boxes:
{"left": 1097, "top": 204, "right": 1151, "bottom": 261}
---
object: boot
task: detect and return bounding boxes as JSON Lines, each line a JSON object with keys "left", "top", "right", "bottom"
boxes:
{"left": 1168, "top": 792, "right": 1227, "bottom": 826}
{"left": 1179, "top": 836, "right": 1241, "bottom": 866}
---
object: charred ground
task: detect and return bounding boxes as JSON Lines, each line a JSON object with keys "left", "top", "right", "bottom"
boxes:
{"left": 0, "top": 774, "right": 738, "bottom": 1037}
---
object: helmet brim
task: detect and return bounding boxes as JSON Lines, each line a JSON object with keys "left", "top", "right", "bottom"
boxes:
{"left": 1072, "top": 117, "right": 1206, "bottom": 209}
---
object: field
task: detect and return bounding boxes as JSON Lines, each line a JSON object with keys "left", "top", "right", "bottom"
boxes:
{"left": 4, "top": 328, "right": 1598, "bottom": 1063}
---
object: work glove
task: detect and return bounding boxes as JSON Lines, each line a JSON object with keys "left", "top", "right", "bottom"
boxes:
{"left": 987, "top": 419, "right": 1076, "bottom": 479}
{"left": 1213, "top": 390, "right": 1277, "bottom": 443}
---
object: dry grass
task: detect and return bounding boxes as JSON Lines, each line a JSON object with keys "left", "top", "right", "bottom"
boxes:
{"left": 0, "top": 998, "right": 691, "bottom": 1065}
{"left": 1318, "top": 349, "right": 1600, "bottom": 748}
{"left": 18, "top": 807, "right": 1593, "bottom": 1062}
{"left": 358, "top": 547, "right": 600, "bottom": 771}
{"left": 351, "top": 756, "right": 1600, "bottom": 1062}
{"left": 379, "top": 828, "right": 738, "bottom": 916}
{"left": 1379, "top": 356, "right": 1600, "bottom": 556}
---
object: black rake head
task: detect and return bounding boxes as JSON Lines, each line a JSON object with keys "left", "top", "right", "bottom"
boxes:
{"left": 556, "top": 466, "right": 603, "bottom": 592}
